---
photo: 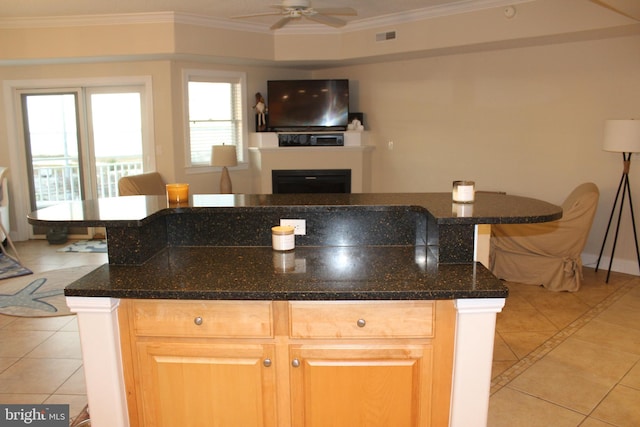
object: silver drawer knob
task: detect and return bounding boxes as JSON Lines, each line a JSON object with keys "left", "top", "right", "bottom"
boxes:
{"left": 194, "top": 316, "right": 203, "bottom": 326}
{"left": 291, "top": 358, "right": 301, "bottom": 368}
{"left": 263, "top": 358, "right": 272, "bottom": 368}
{"left": 357, "top": 318, "right": 366, "bottom": 327}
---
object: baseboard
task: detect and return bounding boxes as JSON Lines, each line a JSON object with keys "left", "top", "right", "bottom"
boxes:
{"left": 582, "top": 251, "right": 640, "bottom": 277}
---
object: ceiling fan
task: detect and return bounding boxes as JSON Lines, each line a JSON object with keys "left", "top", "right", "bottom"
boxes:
{"left": 232, "top": 0, "right": 357, "bottom": 30}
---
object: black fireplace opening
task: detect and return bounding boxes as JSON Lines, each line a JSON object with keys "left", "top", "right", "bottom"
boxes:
{"left": 272, "top": 169, "right": 351, "bottom": 194}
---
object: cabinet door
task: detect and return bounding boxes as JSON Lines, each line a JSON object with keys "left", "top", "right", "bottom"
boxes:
{"left": 289, "top": 344, "right": 433, "bottom": 427}
{"left": 136, "top": 341, "right": 277, "bottom": 427}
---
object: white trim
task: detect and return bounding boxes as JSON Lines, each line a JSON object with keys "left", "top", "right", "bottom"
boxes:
{"left": 450, "top": 298, "right": 505, "bottom": 427}
{"left": 3, "top": 76, "right": 155, "bottom": 241}
{"left": 582, "top": 251, "right": 640, "bottom": 277}
{"left": 0, "top": 11, "right": 177, "bottom": 29}
{"left": 0, "top": 1, "right": 536, "bottom": 33}
{"left": 66, "top": 297, "right": 129, "bottom": 427}
{"left": 454, "top": 297, "right": 505, "bottom": 314}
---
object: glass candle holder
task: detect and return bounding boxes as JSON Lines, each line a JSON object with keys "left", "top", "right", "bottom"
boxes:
{"left": 452, "top": 180, "right": 475, "bottom": 203}
{"left": 166, "top": 183, "right": 189, "bottom": 203}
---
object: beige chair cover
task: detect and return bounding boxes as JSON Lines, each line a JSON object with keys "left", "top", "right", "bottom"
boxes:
{"left": 118, "top": 172, "right": 166, "bottom": 196}
{"left": 489, "top": 182, "right": 599, "bottom": 292}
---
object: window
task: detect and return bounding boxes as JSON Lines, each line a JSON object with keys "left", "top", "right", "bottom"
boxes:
{"left": 6, "top": 76, "right": 154, "bottom": 240}
{"left": 185, "top": 70, "right": 247, "bottom": 167}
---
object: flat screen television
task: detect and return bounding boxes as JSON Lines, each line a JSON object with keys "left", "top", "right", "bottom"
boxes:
{"left": 267, "top": 79, "right": 349, "bottom": 131}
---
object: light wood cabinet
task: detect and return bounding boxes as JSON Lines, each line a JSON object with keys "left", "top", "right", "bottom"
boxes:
{"left": 135, "top": 341, "right": 277, "bottom": 427}
{"left": 119, "top": 299, "right": 456, "bottom": 427}
{"left": 289, "top": 344, "right": 432, "bottom": 427}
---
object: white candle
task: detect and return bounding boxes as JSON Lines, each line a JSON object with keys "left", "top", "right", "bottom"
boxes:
{"left": 452, "top": 181, "right": 475, "bottom": 203}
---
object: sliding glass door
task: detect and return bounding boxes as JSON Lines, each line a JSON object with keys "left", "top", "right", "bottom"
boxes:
{"left": 20, "top": 86, "right": 146, "bottom": 237}
{"left": 22, "top": 92, "right": 83, "bottom": 211}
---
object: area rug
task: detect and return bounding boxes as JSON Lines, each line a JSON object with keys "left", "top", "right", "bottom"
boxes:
{"left": 0, "top": 252, "right": 32, "bottom": 280}
{"left": 57, "top": 239, "right": 107, "bottom": 253}
{"left": 0, "top": 265, "right": 97, "bottom": 317}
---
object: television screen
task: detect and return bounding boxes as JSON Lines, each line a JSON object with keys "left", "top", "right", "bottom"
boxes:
{"left": 267, "top": 79, "right": 349, "bottom": 131}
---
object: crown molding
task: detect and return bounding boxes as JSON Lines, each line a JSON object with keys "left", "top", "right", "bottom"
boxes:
{"left": 0, "top": 0, "right": 534, "bottom": 32}
{"left": 344, "top": 0, "right": 535, "bottom": 32}
{"left": 0, "top": 12, "right": 175, "bottom": 29}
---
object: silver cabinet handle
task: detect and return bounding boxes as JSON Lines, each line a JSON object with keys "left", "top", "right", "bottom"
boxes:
{"left": 291, "top": 358, "right": 301, "bottom": 368}
{"left": 357, "top": 318, "right": 366, "bottom": 327}
{"left": 263, "top": 358, "right": 272, "bottom": 368}
{"left": 194, "top": 316, "right": 203, "bottom": 326}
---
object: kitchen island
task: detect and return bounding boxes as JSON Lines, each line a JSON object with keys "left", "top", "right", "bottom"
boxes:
{"left": 29, "top": 192, "right": 561, "bottom": 427}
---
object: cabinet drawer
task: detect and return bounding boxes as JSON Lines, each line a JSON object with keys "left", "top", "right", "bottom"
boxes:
{"left": 289, "top": 301, "right": 434, "bottom": 339}
{"left": 130, "top": 300, "right": 273, "bottom": 338}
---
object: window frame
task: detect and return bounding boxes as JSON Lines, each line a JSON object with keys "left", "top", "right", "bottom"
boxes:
{"left": 183, "top": 69, "right": 248, "bottom": 173}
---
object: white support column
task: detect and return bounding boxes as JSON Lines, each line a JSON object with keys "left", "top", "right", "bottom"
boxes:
{"left": 66, "top": 297, "right": 129, "bottom": 427}
{"left": 450, "top": 298, "right": 505, "bottom": 427}
{"left": 474, "top": 224, "right": 492, "bottom": 268}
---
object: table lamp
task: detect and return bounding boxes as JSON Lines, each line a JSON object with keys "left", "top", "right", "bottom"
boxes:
{"left": 211, "top": 145, "right": 238, "bottom": 194}
{"left": 595, "top": 119, "right": 640, "bottom": 282}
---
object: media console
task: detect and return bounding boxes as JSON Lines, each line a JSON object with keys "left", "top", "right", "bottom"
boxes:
{"left": 250, "top": 131, "right": 367, "bottom": 148}
{"left": 278, "top": 133, "right": 344, "bottom": 146}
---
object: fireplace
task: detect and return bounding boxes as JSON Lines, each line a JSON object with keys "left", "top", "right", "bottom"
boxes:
{"left": 272, "top": 169, "right": 351, "bottom": 194}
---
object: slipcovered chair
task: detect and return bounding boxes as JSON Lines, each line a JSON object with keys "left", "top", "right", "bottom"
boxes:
{"left": 489, "top": 182, "right": 599, "bottom": 292}
{"left": 118, "top": 172, "right": 166, "bottom": 196}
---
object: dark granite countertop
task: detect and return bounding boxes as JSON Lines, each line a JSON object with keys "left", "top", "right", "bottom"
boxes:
{"left": 28, "top": 192, "right": 561, "bottom": 227}
{"left": 65, "top": 246, "right": 508, "bottom": 300}
{"left": 39, "top": 192, "right": 559, "bottom": 300}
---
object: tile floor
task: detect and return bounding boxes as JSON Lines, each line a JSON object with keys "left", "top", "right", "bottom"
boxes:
{"left": 0, "top": 239, "right": 107, "bottom": 425}
{"left": 489, "top": 267, "right": 640, "bottom": 426}
{"left": 1, "top": 240, "right": 638, "bottom": 426}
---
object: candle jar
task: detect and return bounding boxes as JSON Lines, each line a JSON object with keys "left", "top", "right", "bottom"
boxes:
{"left": 452, "top": 180, "right": 475, "bottom": 203}
{"left": 166, "top": 183, "right": 189, "bottom": 203}
{"left": 271, "top": 225, "right": 295, "bottom": 251}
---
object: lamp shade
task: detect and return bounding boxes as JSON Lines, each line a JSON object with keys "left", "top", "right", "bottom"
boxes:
{"left": 603, "top": 120, "right": 640, "bottom": 153}
{"left": 211, "top": 145, "right": 238, "bottom": 167}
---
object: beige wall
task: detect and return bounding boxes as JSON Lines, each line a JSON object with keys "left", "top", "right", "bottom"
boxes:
{"left": 1, "top": 11, "right": 639, "bottom": 274}
{"left": 312, "top": 34, "right": 640, "bottom": 274}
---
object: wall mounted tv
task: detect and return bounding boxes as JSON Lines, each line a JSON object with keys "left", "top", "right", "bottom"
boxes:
{"left": 267, "top": 79, "right": 349, "bottom": 132}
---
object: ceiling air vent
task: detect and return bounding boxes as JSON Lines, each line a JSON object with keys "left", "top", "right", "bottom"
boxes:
{"left": 375, "top": 31, "right": 396, "bottom": 42}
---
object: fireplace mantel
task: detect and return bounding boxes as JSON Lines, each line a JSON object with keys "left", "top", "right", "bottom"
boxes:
{"left": 249, "top": 132, "right": 374, "bottom": 194}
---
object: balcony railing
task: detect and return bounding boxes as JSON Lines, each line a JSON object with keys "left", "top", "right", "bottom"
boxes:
{"left": 33, "top": 158, "right": 143, "bottom": 209}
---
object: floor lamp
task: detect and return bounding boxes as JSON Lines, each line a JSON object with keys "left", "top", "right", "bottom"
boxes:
{"left": 211, "top": 144, "right": 238, "bottom": 194}
{"left": 595, "top": 119, "right": 640, "bottom": 283}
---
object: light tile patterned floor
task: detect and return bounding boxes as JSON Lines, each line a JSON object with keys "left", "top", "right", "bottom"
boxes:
{"left": 1, "top": 240, "right": 639, "bottom": 426}
{"left": 0, "top": 239, "right": 107, "bottom": 425}
{"left": 490, "top": 268, "right": 640, "bottom": 426}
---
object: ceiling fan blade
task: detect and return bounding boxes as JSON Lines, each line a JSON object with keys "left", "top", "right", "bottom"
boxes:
{"left": 589, "top": 0, "right": 640, "bottom": 21}
{"left": 306, "top": 13, "right": 347, "bottom": 28}
{"left": 313, "top": 7, "right": 357, "bottom": 16}
{"left": 271, "top": 16, "right": 295, "bottom": 30}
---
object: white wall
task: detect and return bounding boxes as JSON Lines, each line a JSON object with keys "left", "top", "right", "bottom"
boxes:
{"left": 314, "top": 34, "right": 640, "bottom": 275}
